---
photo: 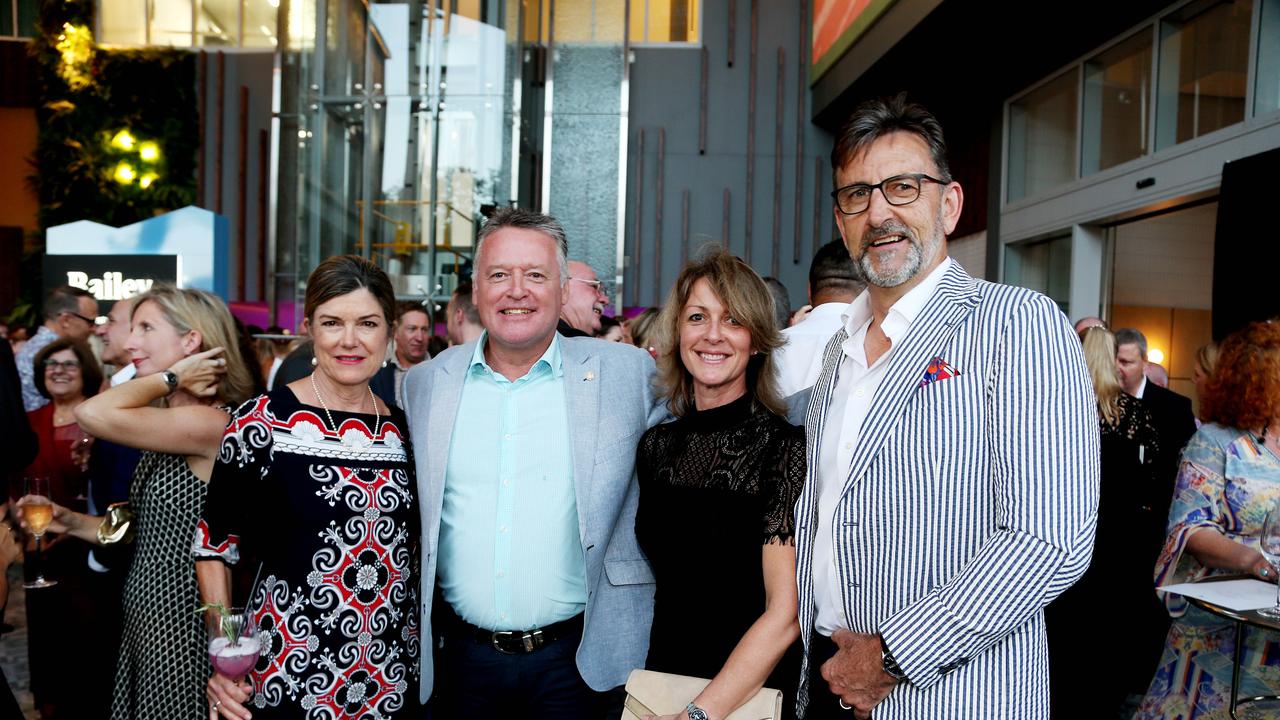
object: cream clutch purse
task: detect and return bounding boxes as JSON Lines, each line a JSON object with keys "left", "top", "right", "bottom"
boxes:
{"left": 622, "top": 669, "right": 782, "bottom": 720}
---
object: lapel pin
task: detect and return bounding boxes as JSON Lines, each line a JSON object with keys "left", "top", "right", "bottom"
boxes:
{"left": 584, "top": 371, "right": 595, "bottom": 382}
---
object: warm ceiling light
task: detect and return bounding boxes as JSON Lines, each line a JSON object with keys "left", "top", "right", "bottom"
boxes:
{"left": 138, "top": 141, "right": 160, "bottom": 161}
{"left": 113, "top": 162, "right": 137, "bottom": 184}
{"left": 111, "top": 130, "right": 136, "bottom": 150}
{"left": 138, "top": 173, "right": 158, "bottom": 189}
{"left": 1147, "top": 348, "right": 1165, "bottom": 365}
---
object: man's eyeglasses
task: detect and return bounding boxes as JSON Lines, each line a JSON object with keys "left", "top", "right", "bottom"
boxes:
{"left": 570, "top": 277, "right": 604, "bottom": 291}
{"left": 60, "top": 311, "right": 99, "bottom": 326}
{"left": 43, "top": 359, "right": 82, "bottom": 372}
{"left": 831, "top": 173, "right": 948, "bottom": 216}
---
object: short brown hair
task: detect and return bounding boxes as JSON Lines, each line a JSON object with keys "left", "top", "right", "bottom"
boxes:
{"left": 1200, "top": 321, "right": 1280, "bottom": 431}
{"left": 304, "top": 255, "right": 397, "bottom": 326}
{"left": 831, "top": 92, "right": 952, "bottom": 189}
{"left": 395, "top": 300, "right": 429, "bottom": 324}
{"left": 654, "top": 248, "right": 785, "bottom": 418}
{"left": 33, "top": 338, "right": 103, "bottom": 400}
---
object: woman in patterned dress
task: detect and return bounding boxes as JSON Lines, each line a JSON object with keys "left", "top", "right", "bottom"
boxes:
{"left": 199, "top": 255, "right": 420, "bottom": 720}
{"left": 22, "top": 286, "right": 256, "bottom": 720}
{"left": 1135, "top": 320, "right": 1280, "bottom": 720}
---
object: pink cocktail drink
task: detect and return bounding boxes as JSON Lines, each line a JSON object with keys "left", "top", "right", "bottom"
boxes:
{"left": 209, "top": 635, "right": 260, "bottom": 677}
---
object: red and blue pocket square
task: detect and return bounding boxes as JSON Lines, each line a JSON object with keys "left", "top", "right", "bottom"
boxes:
{"left": 918, "top": 356, "right": 960, "bottom": 388}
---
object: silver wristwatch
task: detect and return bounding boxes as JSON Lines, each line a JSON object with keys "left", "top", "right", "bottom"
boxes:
{"left": 685, "top": 702, "right": 709, "bottom": 720}
{"left": 160, "top": 370, "right": 179, "bottom": 394}
{"left": 881, "top": 636, "right": 907, "bottom": 681}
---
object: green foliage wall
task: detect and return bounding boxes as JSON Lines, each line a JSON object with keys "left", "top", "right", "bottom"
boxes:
{"left": 31, "top": 0, "right": 198, "bottom": 230}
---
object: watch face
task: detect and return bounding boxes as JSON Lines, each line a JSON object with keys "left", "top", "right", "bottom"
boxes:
{"left": 686, "top": 705, "right": 709, "bottom": 720}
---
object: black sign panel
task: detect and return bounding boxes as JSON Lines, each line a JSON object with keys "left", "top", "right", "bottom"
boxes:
{"left": 44, "top": 254, "right": 180, "bottom": 315}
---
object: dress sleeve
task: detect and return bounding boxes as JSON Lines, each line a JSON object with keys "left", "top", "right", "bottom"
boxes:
{"left": 1153, "top": 427, "right": 1229, "bottom": 616}
{"left": 194, "top": 396, "right": 273, "bottom": 565}
{"left": 762, "top": 421, "right": 807, "bottom": 545}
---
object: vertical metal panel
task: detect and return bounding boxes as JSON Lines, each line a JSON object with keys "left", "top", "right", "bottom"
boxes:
{"left": 258, "top": 128, "right": 269, "bottom": 299}
{"left": 631, "top": 129, "right": 645, "bottom": 307}
{"left": 215, "top": 51, "right": 226, "bottom": 214}
{"left": 698, "top": 45, "right": 708, "bottom": 155}
{"left": 198, "top": 52, "right": 207, "bottom": 208}
{"left": 681, "top": 189, "right": 690, "bottom": 266}
{"left": 722, "top": 187, "right": 730, "bottom": 245}
{"left": 727, "top": 0, "right": 735, "bottom": 67}
{"left": 540, "top": 0, "right": 556, "bottom": 213}
{"left": 615, "top": 0, "right": 633, "bottom": 314}
{"left": 236, "top": 85, "right": 249, "bottom": 300}
{"left": 813, "top": 156, "right": 823, "bottom": 253}
{"left": 771, "top": 46, "right": 784, "bottom": 278}
{"left": 654, "top": 128, "right": 665, "bottom": 303}
{"left": 744, "top": 0, "right": 757, "bottom": 265}
{"left": 794, "top": 0, "right": 807, "bottom": 264}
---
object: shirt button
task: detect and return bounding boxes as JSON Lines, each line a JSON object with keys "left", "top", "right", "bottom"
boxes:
{"left": 502, "top": 479, "right": 511, "bottom": 487}
{"left": 499, "top": 526, "right": 508, "bottom": 533}
{"left": 844, "top": 441, "right": 853, "bottom": 450}
{"left": 855, "top": 387, "right": 865, "bottom": 397}
{"left": 504, "top": 433, "right": 512, "bottom": 440}
{"left": 496, "top": 570, "right": 505, "bottom": 578}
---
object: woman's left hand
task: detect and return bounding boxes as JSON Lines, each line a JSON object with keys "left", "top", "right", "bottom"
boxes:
{"left": 1249, "top": 554, "right": 1276, "bottom": 583}
{"left": 168, "top": 347, "right": 228, "bottom": 398}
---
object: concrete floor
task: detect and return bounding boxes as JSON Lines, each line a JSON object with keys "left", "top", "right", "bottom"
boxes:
{"left": 0, "top": 563, "right": 38, "bottom": 719}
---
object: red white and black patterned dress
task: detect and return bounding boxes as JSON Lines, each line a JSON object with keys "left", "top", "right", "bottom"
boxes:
{"left": 195, "top": 388, "right": 420, "bottom": 719}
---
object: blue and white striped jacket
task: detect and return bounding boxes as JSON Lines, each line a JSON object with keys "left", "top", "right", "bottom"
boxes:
{"left": 795, "top": 262, "right": 1100, "bottom": 719}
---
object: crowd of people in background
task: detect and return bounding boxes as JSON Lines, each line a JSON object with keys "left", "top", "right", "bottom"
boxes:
{"left": 0, "top": 93, "right": 1276, "bottom": 720}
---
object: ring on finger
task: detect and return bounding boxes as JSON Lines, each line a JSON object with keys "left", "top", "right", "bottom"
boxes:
{"left": 839, "top": 699, "right": 852, "bottom": 710}
{"left": 212, "top": 699, "right": 222, "bottom": 712}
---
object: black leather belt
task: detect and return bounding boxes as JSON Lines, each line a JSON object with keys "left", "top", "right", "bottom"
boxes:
{"left": 459, "top": 612, "right": 584, "bottom": 654}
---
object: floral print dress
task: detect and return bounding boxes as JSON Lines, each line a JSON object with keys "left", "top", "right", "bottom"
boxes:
{"left": 194, "top": 388, "right": 420, "bottom": 719}
{"left": 1136, "top": 423, "right": 1280, "bottom": 720}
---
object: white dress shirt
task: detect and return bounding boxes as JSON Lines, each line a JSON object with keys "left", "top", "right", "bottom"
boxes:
{"left": 773, "top": 302, "right": 851, "bottom": 398}
{"left": 814, "top": 258, "right": 952, "bottom": 635}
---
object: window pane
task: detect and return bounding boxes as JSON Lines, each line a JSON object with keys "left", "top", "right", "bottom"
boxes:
{"left": 197, "top": 0, "right": 238, "bottom": 46}
{"left": 243, "top": 0, "right": 278, "bottom": 48}
{"left": 1155, "top": 0, "right": 1252, "bottom": 150}
{"left": 152, "top": 0, "right": 195, "bottom": 46}
{"left": 1082, "top": 29, "right": 1152, "bottom": 174}
{"left": 630, "top": 0, "right": 699, "bottom": 43}
{"left": 17, "top": 0, "right": 37, "bottom": 38}
{"left": 1257, "top": 0, "right": 1280, "bottom": 116}
{"left": 1007, "top": 70, "right": 1078, "bottom": 203}
{"left": 1, "top": 1, "right": 12, "bottom": 37}
{"left": 1004, "top": 235, "right": 1072, "bottom": 314}
{"left": 100, "top": 0, "right": 148, "bottom": 45}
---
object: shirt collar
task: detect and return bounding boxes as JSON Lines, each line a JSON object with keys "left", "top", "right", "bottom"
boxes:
{"left": 469, "top": 331, "right": 564, "bottom": 382}
{"left": 841, "top": 257, "right": 953, "bottom": 342}
{"left": 1134, "top": 374, "right": 1148, "bottom": 399}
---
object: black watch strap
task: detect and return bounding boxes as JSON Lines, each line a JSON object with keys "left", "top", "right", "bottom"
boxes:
{"left": 880, "top": 636, "right": 907, "bottom": 681}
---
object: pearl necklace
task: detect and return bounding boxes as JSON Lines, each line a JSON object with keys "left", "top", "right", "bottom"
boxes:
{"left": 309, "top": 373, "right": 381, "bottom": 449}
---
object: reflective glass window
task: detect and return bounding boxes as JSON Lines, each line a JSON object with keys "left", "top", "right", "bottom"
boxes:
{"left": 1007, "top": 70, "right": 1078, "bottom": 203}
{"left": 1257, "top": 0, "right": 1280, "bottom": 116}
{"left": 1155, "top": 0, "right": 1252, "bottom": 150}
{"left": 1082, "top": 30, "right": 1153, "bottom": 174}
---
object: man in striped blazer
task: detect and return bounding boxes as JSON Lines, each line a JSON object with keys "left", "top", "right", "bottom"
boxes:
{"left": 797, "top": 95, "right": 1099, "bottom": 720}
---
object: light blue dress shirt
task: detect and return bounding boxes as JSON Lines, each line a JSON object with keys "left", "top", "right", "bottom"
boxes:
{"left": 438, "top": 333, "right": 585, "bottom": 631}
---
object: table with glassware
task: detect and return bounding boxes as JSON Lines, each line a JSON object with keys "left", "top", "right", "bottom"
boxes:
{"left": 1185, "top": 575, "right": 1280, "bottom": 719}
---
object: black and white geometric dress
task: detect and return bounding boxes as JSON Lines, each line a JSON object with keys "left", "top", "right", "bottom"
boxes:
{"left": 195, "top": 388, "right": 420, "bottom": 719}
{"left": 111, "top": 449, "right": 213, "bottom": 720}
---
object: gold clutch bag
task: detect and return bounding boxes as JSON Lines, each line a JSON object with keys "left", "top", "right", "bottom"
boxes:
{"left": 622, "top": 669, "right": 782, "bottom": 720}
{"left": 97, "top": 502, "right": 136, "bottom": 545}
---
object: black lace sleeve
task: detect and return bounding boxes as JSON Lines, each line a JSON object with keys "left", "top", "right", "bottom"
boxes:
{"left": 762, "top": 421, "right": 807, "bottom": 545}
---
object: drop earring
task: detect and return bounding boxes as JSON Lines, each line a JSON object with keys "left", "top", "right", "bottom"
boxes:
{"left": 310, "top": 356, "right": 318, "bottom": 367}
{"left": 382, "top": 360, "right": 388, "bottom": 368}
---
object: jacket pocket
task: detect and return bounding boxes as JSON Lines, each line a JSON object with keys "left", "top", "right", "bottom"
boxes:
{"left": 604, "top": 558, "right": 655, "bottom": 586}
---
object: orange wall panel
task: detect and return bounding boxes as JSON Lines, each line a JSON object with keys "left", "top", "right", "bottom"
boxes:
{"left": 0, "top": 107, "right": 39, "bottom": 235}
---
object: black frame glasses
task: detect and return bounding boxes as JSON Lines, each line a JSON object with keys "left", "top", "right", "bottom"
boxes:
{"left": 831, "top": 173, "right": 948, "bottom": 216}
{"left": 42, "top": 359, "right": 82, "bottom": 372}
{"left": 60, "top": 311, "right": 98, "bottom": 326}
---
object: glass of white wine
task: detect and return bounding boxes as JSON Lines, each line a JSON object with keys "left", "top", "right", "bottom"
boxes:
{"left": 22, "top": 476, "right": 57, "bottom": 590}
{"left": 1257, "top": 498, "right": 1280, "bottom": 618}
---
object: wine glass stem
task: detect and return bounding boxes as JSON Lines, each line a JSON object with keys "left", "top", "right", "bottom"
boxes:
{"left": 33, "top": 534, "right": 43, "bottom": 582}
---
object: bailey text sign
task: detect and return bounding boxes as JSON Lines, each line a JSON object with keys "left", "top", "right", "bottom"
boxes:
{"left": 44, "top": 254, "right": 179, "bottom": 314}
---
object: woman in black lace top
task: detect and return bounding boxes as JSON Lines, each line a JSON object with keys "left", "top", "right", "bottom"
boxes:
{"left": 1048, "top": 326, "right": 1164, "bottom": 718}
{"left": 635, "top": 249, "right": 805, "bottom": 720}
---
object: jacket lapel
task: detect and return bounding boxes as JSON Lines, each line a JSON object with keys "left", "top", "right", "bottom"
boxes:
{"left": 841, "top": 263, "right": 981, "bottom": 495}
{"left": 424, "top": 344, "right": 472, "bottom": 557}
{"left": 561, "top": 340, "right": 600, "bottom": 546}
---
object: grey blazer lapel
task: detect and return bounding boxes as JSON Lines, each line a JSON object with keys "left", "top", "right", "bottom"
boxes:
{"left": 841, "top": 262, "right": 981, "bottom": 495}
{"left": 424, "top": 345, "right": 472, "bottom": 557}
{"left": 562, "top": 340, "right": 600, "bottom": 546}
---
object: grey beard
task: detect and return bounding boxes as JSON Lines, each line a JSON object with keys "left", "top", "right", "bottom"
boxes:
{"left": 859, "top": 240, "right": 924, "bottom": 288}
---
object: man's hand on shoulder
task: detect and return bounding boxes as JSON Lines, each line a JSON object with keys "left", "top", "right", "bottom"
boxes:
{"left": 820, "top": 629, "right": 901, "bottom": 720}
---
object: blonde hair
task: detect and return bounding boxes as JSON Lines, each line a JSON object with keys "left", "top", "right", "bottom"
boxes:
{"left": 1081, "top": 326, "right": 1122, "bottom": 426}
{"left": 654, "top": 247, "right": 786, "bottom": 418}
{"left": 130, "top": 285, "right": 255, "bottom": 406}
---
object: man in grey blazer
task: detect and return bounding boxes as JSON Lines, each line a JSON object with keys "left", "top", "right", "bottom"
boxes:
{"left": 796, "top": 95, "right": 1099, "bottom": 720}
{"left": 402, "top": 207, "right": 665, "bottom": 718}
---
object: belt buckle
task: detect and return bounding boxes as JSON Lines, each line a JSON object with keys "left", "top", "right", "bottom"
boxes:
{"left": 490, "top": 628, "right": 544, "bottom": 654}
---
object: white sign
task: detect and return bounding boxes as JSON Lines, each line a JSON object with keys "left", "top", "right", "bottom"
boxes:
{"left": 66, "top": 271, "right": 156, "bottom": 301}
